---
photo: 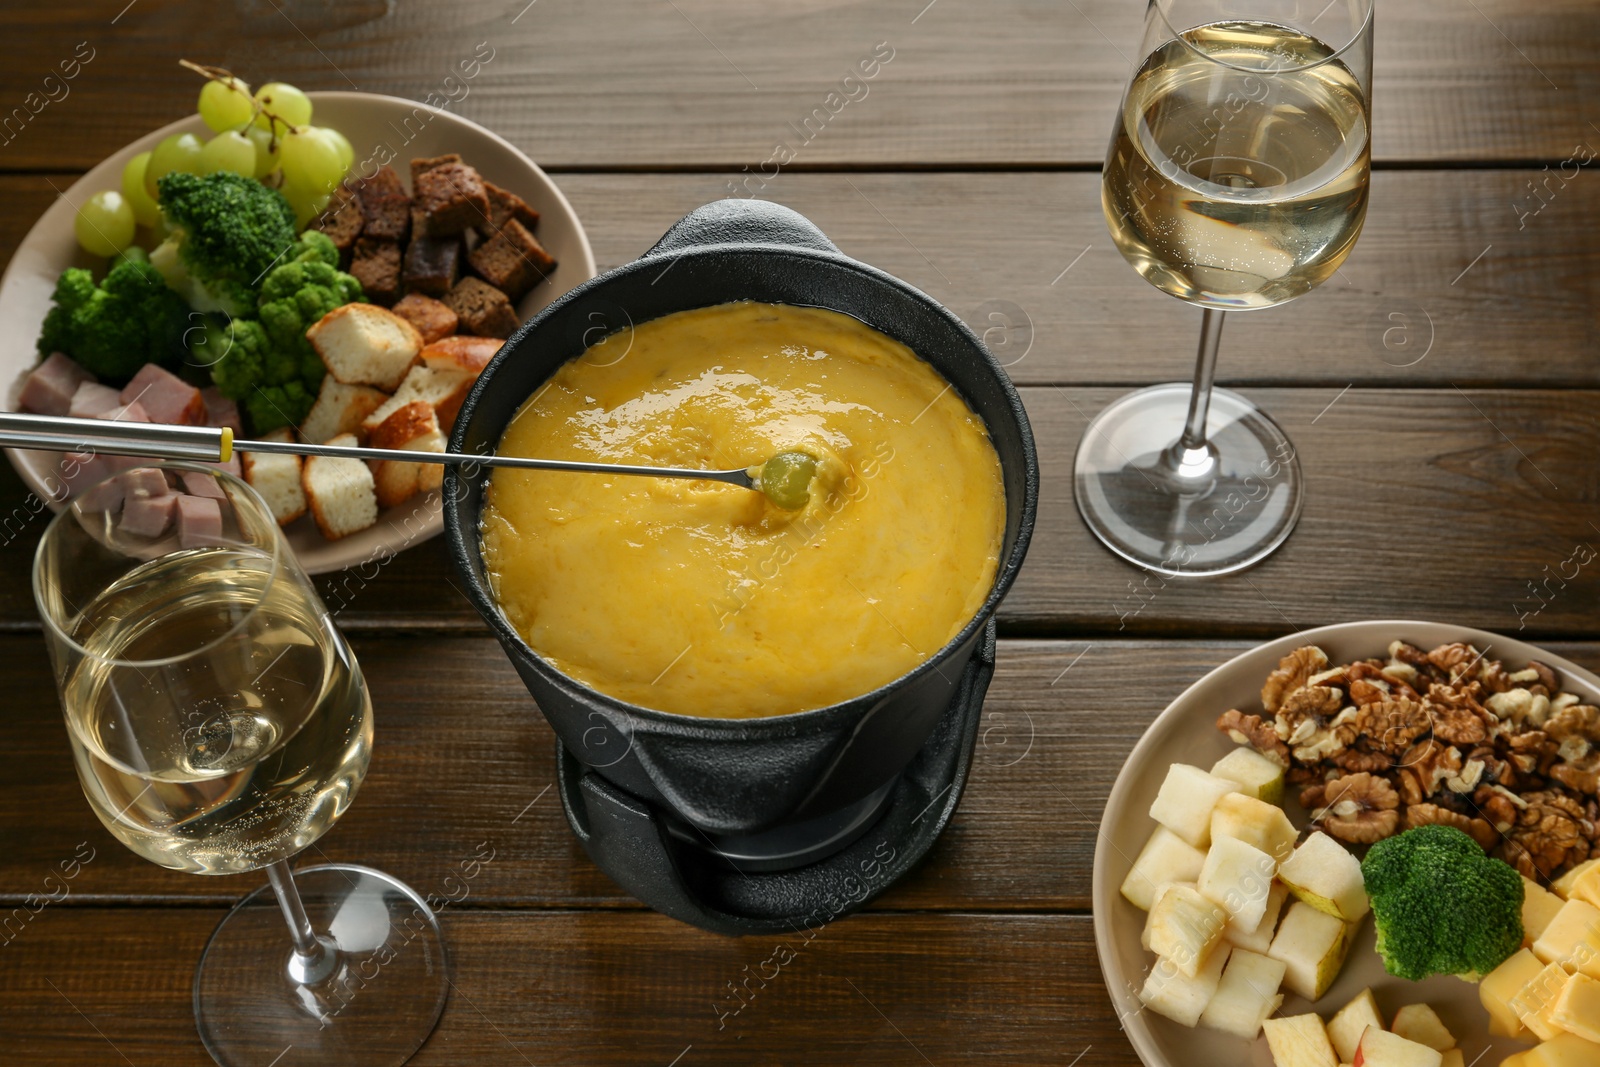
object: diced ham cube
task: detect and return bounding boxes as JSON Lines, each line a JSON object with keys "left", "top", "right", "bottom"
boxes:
{"left": 68, "top": 382, "right": 122, "bottom": 418}
{"left": 120, "top": 494, "right": 176, "bottom": 538}
{"left": 94, "top": 401, "right": 151, "bottom": 424}
{"left": 19, "top": 352, "right": 95, "bottom": 416}
{"left": 115, "top": 468, "right": 169, "bottom": 501}
{"left": 75, "top": 475, "right": 124, "bottom": 513}
{"left": 175, "top": 495, "right": 224, "bottom": 548}
{"left": 181, "top": 472, "right": 228, "bottom": 499}
{"left": 209, "top": 456, "right": 242, "bottom": 477}
{"left": 62, "top": 453, "right": 117, "bottom": 509}
{"left": 120, "top": 364, "right": 206, "bottom": 426}
{"left": 200, "top": 388, "right": 243, "bottom": 434}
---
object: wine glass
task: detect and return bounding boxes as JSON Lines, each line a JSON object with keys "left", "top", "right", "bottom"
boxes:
{"left": 33, "top": 462, "right": 448, "bottom": 1066}
{"left": 1075, "top": 0, "right": 1374, "bottom": 576}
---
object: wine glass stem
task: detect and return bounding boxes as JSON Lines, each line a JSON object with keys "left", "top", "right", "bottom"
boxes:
{"left": 265, "top": 859, "right": 338, "bottom": 985}
{"left": 1180, "top": 307, "right": 1225, "bottom": 450}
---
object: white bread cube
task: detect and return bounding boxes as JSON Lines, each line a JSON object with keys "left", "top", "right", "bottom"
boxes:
{"left": 308, "top": 303, "right": 423, "bottom": 392}
{"left": 367, "top": 401, "right": 445, "bottom": 509}
{"left": 361, "top": 336, "right": 498, "bottom": 435}
{"left": 241, "top": 427, "right": 306, "bottom": 526}
{"left": 302, "top": 433, "right": 378, "bottom": 540}
{"left": 300, "top": 376, "right": 389, "bottom": 445}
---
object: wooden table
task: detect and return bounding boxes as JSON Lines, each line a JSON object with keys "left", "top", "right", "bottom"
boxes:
{"left": 2, "top": 2, "right": 1597, "bottom": 1063}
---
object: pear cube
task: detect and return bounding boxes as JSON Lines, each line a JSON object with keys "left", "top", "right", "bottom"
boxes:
{"left": 1326, "top": 988, "right": 1385, "bottom": 1063}
{"left": 1199, "top": 834, "right": 1279, "bottom": 934}
{"left": 1351, "top": 1026, "right": 1443, "bottom": 1067}
{"left": 1226, "top": 880, "right": 1289, "bottom": 955}
{"left": 1532, "top": 898, "right": 1600, "bottom": 978}
{"left": 1268, "top": 900, "right": 1356, "bottom": 1001}
{"left": 1211, "top": 746, "right": 1287, "bottom": 805}
{"left": 1552, "top": 972, "right": 1600, "bottom": 1044}
{"left": 1144, "top": 883, "right": 1228, "bottom": 977}
{"left": 1199, "top": 947, "right": 1285, "bottom": 1039}
{"left": 1149, "top": 764, "right": 1241, "bottom": 848}
{"left": 1278, "top": 831, "right": 1370, "bottom": 922}
{"left": 1555, "top": 859, "right": 1600, "bottom": 900}
{"left": 1138, "top": 943, "right": 1230, "bottom": 1028}
{"left": 1212, "top": 791, "right": 1299, "bottom": 863}
{"left": 1121, "top": 826, "right": 1207, "bottom": 911}
{"left": 1525, "top": 875, "right": 1570, "bottom": 946}
{"left": 1481, "top": 948, "right": 1544, "bottom": 1040}
{"left": 1262, "top": 1013, "right": 1339, "bottom": 1067}
{"left": 1389, "top": 1004, "right": 1455, "bottom": 1050}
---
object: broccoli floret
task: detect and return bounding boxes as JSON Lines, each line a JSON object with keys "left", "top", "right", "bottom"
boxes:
{"left": 36, "top": 261, "right": 191, "bottom": 381}
{"left": 153, "top": 172, "right": 298, "bottom": 317}
{"left": 194, "top": 248, "right": 362, "bottom": 433}
{"left": 1362, "top": 825, "right": 1524, "bottom": 982}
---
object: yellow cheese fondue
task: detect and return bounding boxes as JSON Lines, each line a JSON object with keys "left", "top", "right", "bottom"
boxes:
{"left": 480, "top": 301, "right": 1005, "bottom": 719}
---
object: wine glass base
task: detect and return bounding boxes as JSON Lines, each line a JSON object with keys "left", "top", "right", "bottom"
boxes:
{"left": 194, "top": 864, "right": 448, "bottom": 1067}
{"left": 1073, "top": 384, "right": 1303, "bottom": 578}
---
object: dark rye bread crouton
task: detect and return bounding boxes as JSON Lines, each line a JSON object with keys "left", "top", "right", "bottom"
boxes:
{"left": 312, "top": 184, "right": 364, "bottom": 257}
{"left": 467, "top": 218, "right": 555, "bottom": 301}
{"left": 410, "top": 153, "right": 461, "bottom": 185}
{"left": 441, "top": 277, "right": 518, "bottom": 339}
{"left": 390, "top": 293, "right": 459, "bottom": 345}
{"left": 403, "top": 233, "right": 464, "bottom": 296}
{"left": 349, "top": 238, "right": 403, "bottom": 306}
{"left": 481, "top": 179, "right": 540, "bottom": 231}
{"left": 355, "top": 165, "right": 411, "bottom": 241}
{"left": 413, "top": 162, "right": 490, "bottom": 236}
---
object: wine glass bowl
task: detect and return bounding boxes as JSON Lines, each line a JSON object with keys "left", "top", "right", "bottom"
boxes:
{"left": 1075, "top": 0, "right": 1374, "bottom": 577}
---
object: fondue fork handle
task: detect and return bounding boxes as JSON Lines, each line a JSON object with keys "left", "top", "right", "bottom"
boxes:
{"left": 0, "top": 411, "right": 759, "bottom": 490}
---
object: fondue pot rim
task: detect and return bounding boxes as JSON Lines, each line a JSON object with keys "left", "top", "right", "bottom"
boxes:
{"left": 445, "top": 223, "right": 1038, "bottom": 735}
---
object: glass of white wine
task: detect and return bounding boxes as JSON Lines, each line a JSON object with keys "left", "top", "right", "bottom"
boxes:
{"left": 33, "top": 462, "right": 448, "bottom": 1066}
{"left": 1075, "top": 0, "right": 1374, "bottom": 576}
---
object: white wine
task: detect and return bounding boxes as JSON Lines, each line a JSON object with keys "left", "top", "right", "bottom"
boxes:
{"left": 1103, "top": 21, "right": 1370, "bottom": 309}
{"left": 59, "top": 548, "right": 371, "bottom": 875}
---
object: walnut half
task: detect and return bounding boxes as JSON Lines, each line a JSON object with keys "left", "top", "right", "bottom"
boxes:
{"left": 1308, "top": 772, "right": 1400, "bottom": 844}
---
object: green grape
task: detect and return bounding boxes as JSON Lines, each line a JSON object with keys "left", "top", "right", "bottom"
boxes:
{"left": 74, "top": 190, "right": 136, "bottom": 256}
{"left": 319, "top": 126, "right": 354, "bottom": 176}
{"left": 757, "top": 451, "right": 818, "bottom": 510}
{"left": 278, "top": 126, "right": 344, "bottom": 195}
{"left": 144, "top": 132, "right": 205, "bottom": 198}
{"left": 251, "top": 82, "right": 312, "bottom": 131}
{"left": 280, "top": 180, "right": 331, "bottom": 228}
{"left": 197, "top": 130, "right": 257, "bottom": 176}
{"left": 244, "top": 124, "right": 280, "bottom": 179}
{"left": 197, "top": 76, "right": 253, "bottom": 132}
{"left": 119, "top": 151, "right": 162, "bottom": 227}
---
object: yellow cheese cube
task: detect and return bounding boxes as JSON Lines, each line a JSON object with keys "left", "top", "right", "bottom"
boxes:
{"left": 1571, "top": 866, "right": 1600, "bottom": 910}
{"left": 1524, "top": 1033, "right": 1600, "bottom": 1066}
{"left": 1552, "top": 972, "right": 1600, "bottom": 1044}
{"left": 1514, "top": 962, "right": 1577, "bottom": 1042}
{"left": 1533, "top": 899, "right": 1600, "bottom": 979}
{"left": 1556, "top": 860, "right": 1600, "bottom": 900}
{"left": 1528, "top": 876, "right": 1574, "bottom": 947}
{"left": 1483, "top": 949, "right": 1547, "bottom": 1040}
{"left": 1439, "top": 1051, "right": 1465, "bottom": 1067}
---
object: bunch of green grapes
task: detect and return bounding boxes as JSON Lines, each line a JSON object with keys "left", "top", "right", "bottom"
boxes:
{"left": 75, "top": 67, "right": 355, "bottom": 256}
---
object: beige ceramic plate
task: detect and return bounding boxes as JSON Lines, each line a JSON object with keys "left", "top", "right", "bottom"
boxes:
{"left": 0, "top": 90, "right": 597, "bottom": 574}
{"left": 1094, "top": 620, "right": 1600, "bottom": 1067}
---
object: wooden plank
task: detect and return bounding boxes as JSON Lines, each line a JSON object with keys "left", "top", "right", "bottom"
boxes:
{"left": 0, "top": 387, "right": 1593, "bottom": 636}
{"left": 0, "top": 908, "right": 1124, "bottom": 1066}
{"left": 4, "top": 169, "right": 1596, "bottom": 390}
{"left": 2, "top": 636, "right": 1596, "bottom": 909}
{"left": 0, "top": 0, "right": 1592, "bottom": 170}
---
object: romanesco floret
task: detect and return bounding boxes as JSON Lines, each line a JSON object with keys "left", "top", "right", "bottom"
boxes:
{"left": 151, "top": 172, "right": 298, "bottom": 317}
{"left": 36, "top": 260, "right": 191, "bottom": 380}
{"left": 1361, "top": 824, "right": 1524, "bottom": 982}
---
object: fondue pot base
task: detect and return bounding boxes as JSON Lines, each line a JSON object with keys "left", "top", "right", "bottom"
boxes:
{"left": 555, "top": 621, "right": 996, "bottom": 937}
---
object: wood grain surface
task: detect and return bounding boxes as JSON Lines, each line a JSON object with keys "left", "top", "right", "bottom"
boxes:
{"left": 1, "top": 1, "right": 1597, "bottom": 1064}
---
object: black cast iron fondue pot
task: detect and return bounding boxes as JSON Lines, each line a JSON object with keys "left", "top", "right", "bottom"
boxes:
{"left": 445, "top": 199, "right": 1037, "bottom": 917}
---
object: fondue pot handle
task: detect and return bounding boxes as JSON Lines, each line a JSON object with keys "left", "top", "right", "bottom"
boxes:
{"left": 644, "top": 198, "right": 842, "bottom": 260}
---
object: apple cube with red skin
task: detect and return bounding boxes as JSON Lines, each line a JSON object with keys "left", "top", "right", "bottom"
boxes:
{"left": 1351, "top": 1025, "right": 1443, "bottom": 1067}
{"left": 1389, "top": 1004, "right": 1455, "bottom": 1051}
{"left": 1262, "top": 1013, "right": 1338, "bottom": 1067}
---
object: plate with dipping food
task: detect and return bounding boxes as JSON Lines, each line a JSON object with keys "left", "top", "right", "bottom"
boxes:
{"left": 1093, "top": 620, "right": 1600, "bottom": 1067}
{"left": 446, "top": 199, "right": 1038, "bottom": 934}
